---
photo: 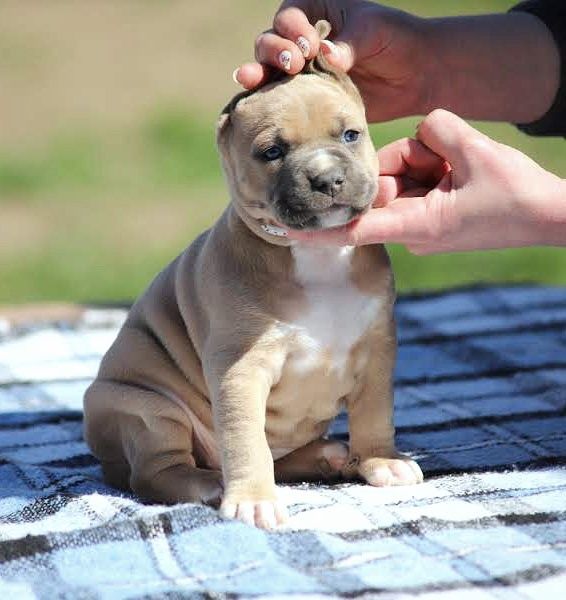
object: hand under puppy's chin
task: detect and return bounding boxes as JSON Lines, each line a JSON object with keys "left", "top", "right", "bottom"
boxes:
{"left": 262, "top": 206, "right": 367, "bottom": 238}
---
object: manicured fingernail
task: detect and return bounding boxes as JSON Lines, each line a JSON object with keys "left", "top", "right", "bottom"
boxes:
{"left": 278, "top": 50, "right": 292, "bottom": 71}
{"left": 320, "top": 39, "right": 338, "bottom": 56}
{"left": 296, "top": 36, "right": 310, "bottom": 58}
{"left": 232, "top": 68, "right": 240, "bottom": 85}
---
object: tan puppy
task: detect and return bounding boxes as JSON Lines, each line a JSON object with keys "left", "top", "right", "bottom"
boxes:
{"left": 84, "top": 23, "right": 422, "bottom": 529}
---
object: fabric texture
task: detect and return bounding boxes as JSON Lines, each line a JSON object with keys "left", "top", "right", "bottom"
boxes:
{"left": 512, "top": 0, "right": 566, "bottom": 136}
{"left": 0, "top": 285, "right": 565, "bottom": 598}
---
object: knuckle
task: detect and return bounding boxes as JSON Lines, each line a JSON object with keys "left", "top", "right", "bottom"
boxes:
{"left": 255, "top": 30, "right": 271, "bottom": 47}
{"left": 273, "top": 9, "right": 291, "bottom": 33}
{"left": 422, "top": 191, "right": 456, "bottom": 242}
{"left": 422, "top": 108, "right": 451, "bottom": 129}
{"left": 462, "top": 136, "right": 496, "bottom": 162}
{"left": 254, "top": 32, "right": 269, "bottom": 60}
{"left": 347, "top": 220, "right": 364, "bottom": 246}
{"left": 273, "top": 5, "right": 304, "bottom": 33}
{"left": 418, "top": 109, "right": 454, "bottom": 142}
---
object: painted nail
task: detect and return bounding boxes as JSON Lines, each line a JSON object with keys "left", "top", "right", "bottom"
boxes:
{"left": 261, "top": 224, "right": 289, "bottom": 237}
{"left": 278, "top": 49, "right": 292, "bottom": 71}
{"left": 296, "top": 36, "right": 310, "bottom": 58}
{"left": 232, "top": 68, "right": 240, "bottom": 85}
{"left": 320, "top": 39, "right": 338, "bottom": 56}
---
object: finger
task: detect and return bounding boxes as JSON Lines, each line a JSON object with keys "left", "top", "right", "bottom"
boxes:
{"left": 326, "top": 5, "right": 394, "bottom": 73}
{"left": 285, "top": 219, "right": 361, "bottom": 245}
{"left": 398, "top": 185, "right": 430, "bottom": 198}
{"left": 326, "top": 19, "right": 361, "bottom": 72}
{"left": 287, "top": 198, "right": 429, "bottom": 246}
{"left": 406, "top": 244, "right": 439, "bottom": 256}
{"left": 377, "top": 173, "right": 437, "bottom": 204}
{"left": 233, "top": 62, "right": 272, "bottom": 89}
{"left": 416, "top": 109, "right": 490, "bottom": 171}
{"left": 377, "top": 137, "right": 448, "bottom": 182}
{"left": 273, "top": 6, "right": 320, "bottom": 59}
{"left": 255, "top": 31, "right": 305, "bottom": 74}
{"left": 347, "top": 201, "right": 429, "bottom": 245}
{"left": 375, "top": 175, "right": 403, "bottom": 206}
{"left": 319, "top": 38, "right": 353, "bottom": 71}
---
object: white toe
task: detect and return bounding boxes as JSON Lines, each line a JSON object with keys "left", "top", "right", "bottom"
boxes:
{"left": 219, "top": 502, "right": 237, "bottom": 519}
{"left": 255, "top": 501, "right": 277, "bottom": 529}
{"left": 235, "top": 501, "right": 255, "bottom": 526}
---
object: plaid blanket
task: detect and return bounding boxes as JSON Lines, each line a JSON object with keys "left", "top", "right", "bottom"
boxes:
{"left": 0, "top": 285, "right": 565, "bottom": 599}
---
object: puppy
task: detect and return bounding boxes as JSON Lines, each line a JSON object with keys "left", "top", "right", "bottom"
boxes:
{"left": 84, "top": 22, "right": 422, "bottom": 529}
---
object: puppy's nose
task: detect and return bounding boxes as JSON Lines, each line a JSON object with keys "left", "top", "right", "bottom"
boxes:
{"left": 308, "top": 167, "right": 345, "bottom": 197}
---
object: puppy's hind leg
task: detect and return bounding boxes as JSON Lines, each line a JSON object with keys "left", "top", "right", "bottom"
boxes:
{"left": 344, "top": 327, "right": 423, "bottom": 487}
{"left": 85, "top": 382, "right": 223, "bottom": 506}
{"left": 274, "top": 439, "right": 349, "bottom": 483}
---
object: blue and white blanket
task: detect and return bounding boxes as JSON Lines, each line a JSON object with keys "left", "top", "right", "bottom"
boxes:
{"left": 0, "top": 285, "right": 565, "bottom": 599}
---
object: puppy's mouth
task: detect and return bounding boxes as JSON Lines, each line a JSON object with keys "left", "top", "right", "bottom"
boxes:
{"left": 260, "top": 205, "right": 366, "bottom": 238}
{"left": 275, "top": 203, "right": 368, "bottom": 232}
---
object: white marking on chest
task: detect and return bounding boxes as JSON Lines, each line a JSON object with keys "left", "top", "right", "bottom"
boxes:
{"left": 285, "top": 245, "right": 383, "bottom": 375}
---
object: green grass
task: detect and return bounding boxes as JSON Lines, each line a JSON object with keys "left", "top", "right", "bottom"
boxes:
{"left": 143, "top": 108, "right": 222, "bottom": 186}
{"left": 0, "top": 135, "right": 106, "bottom": 194}
{"left": 389, "top": 246, "right": 566, "bottom": 292}
{"left": 0, "top": 109, "right": 222, "bottom": 198}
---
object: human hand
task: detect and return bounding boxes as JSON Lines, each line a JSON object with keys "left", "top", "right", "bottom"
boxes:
{"left": 287, "top": 109, "right": 566, "bottom": 253}
{"left": 234, "top": 0, "right": 431, "bottom": 122}
{"left": 235, "top": 3, "right": 559, "bottom": 126}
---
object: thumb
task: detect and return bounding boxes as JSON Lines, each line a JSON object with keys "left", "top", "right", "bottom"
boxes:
{"left": 321, "top": 9, "right": 389, "bottom": 73}
{"left": 319, "top": 16, "right": 368, "bottom": 72}
{"left": 320, "top": 37, "right": 354, "bottom": 71}
{"left": 416, "top": 109, "right": 490, "bottom": 173}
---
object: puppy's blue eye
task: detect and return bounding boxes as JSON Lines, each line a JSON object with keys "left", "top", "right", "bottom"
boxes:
{"left": 262, "top": 146, "right": 283, "bottom": 161}
{"left": 342, "top": 129, "right": 360, "bottom": 143}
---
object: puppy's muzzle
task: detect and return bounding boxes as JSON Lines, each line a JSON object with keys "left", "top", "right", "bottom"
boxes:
{"left": 306, "top": 158, "right": 345, "bottom": 199}
{"left": 273, "top": 147, "right": 376, "bottom": 230}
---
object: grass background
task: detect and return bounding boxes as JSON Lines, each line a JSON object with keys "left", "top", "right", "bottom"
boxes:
{"left": 0, "top": 0, "right": 564, "bottom": 304}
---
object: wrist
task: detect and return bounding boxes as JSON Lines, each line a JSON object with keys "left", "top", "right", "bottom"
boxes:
{"left": 383, "top": 12, "right": 435, "bottom": 118}
{"left": 407, "top": 15, "right": 437, "bottom": 117}
{"left": 420, "top": 12, "right": 560, "bottom": 122}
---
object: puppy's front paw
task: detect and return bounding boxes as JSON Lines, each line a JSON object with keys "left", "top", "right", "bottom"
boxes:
{"left": 358, "top": 455, "right": 423, "bottom": 487}
{"left": 220, "top": 497, "right": 288, "bottom": 529}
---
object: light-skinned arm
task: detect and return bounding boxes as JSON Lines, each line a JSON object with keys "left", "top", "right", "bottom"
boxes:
{"left": 287, "top": 109, "right": 566, "bottom": 253}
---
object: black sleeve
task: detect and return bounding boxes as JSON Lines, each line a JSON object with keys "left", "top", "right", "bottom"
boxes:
{"left": 511, "top": 0, "right": 566, "bottom": 136}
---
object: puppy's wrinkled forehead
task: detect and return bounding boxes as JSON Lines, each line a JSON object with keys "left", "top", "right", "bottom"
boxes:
{"left": 217, "top": 33, "right": 368, "bottom": 153}
{"left": 228, "top": 76, "right": 365, "bottom": 147}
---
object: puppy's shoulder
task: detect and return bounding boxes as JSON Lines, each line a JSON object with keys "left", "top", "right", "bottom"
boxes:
{"left": 351, "top": 244, "right": 394, "bottom": 299}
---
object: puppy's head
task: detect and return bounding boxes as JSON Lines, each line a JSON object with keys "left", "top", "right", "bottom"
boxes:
{"left": 217, "top": 22, "right": 377, "bottom": 241}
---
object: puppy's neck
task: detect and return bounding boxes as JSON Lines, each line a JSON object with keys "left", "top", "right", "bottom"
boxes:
{"left": 230, "top": 202, "right": 293, "bottom": 248}
{"left": 224, "top": 206, "right": 358, "bottom": 285}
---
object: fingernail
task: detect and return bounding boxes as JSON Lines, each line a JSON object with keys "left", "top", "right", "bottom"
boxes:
{"left": 320, "top": 39, "right": 338, "bottom": 56}
{"left": 278, "top": 50, "right": 292, "bottom": 71}
{"left": 232, "top": 68, "right": 240, "bottom": 85}
{"left": 296, "top": 36, "right": 310, "bottom": 58}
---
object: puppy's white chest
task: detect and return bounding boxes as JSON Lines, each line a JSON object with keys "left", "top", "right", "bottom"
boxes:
{"left": 285, "top": 245, "right": 383, "bottom": 375}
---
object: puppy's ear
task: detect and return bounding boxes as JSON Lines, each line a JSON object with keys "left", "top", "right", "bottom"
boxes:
{"left": 216, "top": 112, "right": 230, "bottom": 148}
{"left": 304, "top": 20, "right": 363, "bottom": 105}
{"left": 217, "top": 88, "right": 253, "bottom": 145}
{"left": 315, "top": 19, "right": 332, "bottom": 40}
{"left": 217, "top": 66, "right": 289, "bottom": 145}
